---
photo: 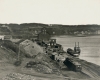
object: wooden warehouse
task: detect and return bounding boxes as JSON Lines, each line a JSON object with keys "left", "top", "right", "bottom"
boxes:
{"left": 38, "top": 27, "right": 50, "bottom": 41}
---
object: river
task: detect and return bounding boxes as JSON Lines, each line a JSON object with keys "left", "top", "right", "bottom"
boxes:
{"left": 51, "top": 35, "right": 100, "bottom": 66}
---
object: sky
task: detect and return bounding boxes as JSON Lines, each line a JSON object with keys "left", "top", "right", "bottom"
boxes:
{"left": 0, "top": 0, "right": 100, "bottom": 25}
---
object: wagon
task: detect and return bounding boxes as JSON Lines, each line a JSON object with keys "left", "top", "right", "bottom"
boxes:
{"left": 63, "top": 58, "right": 82, "bottom": 72}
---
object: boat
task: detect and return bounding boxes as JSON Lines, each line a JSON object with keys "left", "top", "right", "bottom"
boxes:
{"left": 67, "top": 48, "right": 80, "bottom": 57}
{"left": 67, "top": 42, "right": 81, "bottom": 57}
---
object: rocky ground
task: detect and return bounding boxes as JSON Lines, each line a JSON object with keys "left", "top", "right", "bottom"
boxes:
{"left": 0, "top": 42, "right": 100, "bottom": 80}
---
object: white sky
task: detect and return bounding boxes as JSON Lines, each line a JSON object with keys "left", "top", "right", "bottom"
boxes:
{"left": 0, "top": 0, "right": 100, "bottom": 25}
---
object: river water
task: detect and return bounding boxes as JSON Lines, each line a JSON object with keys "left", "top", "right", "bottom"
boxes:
{"left": 51, "top": 35, "right": 100, "bottom": 66}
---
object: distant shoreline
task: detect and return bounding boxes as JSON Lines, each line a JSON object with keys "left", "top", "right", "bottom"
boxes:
{"left": 51, "top": 34, "right": 100, "bottom": 38}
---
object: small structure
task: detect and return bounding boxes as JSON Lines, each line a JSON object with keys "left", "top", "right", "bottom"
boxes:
{"left": 46, "top": 39, "right": 63, "bottom": 52}
{"left": 49, "top": 39, "right": 56, "bottom": 47}
{"left": 50, "top": 51, "right": 68, "bottom": 69}
{"left": 0, "top": 35, "right": 12, "bottom": 40}
{"left": 4, "top": 35, "right": 12, "bottom": 40}
{"left": 49, "top": 39, "right": 62, "bottom": 48}
{"left": 51, "top": 52, "right": 58, "bottom": 60}
{"left": 0, "top": 35, "right": 5, "bottom": 40}
{"left": 51, "top": 51, "right": 68, "bottom": 61}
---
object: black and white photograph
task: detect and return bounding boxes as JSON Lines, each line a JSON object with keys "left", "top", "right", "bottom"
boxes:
{"left": 0, "top": 0, "right": 100, "bottom": 80}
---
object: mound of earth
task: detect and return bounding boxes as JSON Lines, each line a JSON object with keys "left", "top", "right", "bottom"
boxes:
{"left": 34, "top": 52, "right": 52, "bottom": 63}
{"left": 33, "top": 64, "right": 52, "bottom": 74}
{"left": 34, "top": 53, "right": 56, "bottom": 68}
{"left": 2, "top": 73, "right": 35, "bottom": 80}
{"left": 20, "top": 39, "right": 43, "bottom": 57}
{"left": 24, "top": 52, "right": 61, "bottom": 74}
{"left": 0, "top": 47, "right": 17, "bottom": 63}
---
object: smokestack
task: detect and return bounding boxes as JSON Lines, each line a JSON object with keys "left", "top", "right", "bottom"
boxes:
{"left": 78, "top": 42, "right": 79, "bottom": 47}
{"left": 75, "top": 42, "right": 76, "bottom": 47}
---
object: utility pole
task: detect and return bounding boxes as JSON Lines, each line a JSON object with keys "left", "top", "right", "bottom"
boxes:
{"left": 18, "top": 44, "right": 20, "bottom": 61}
{"left": 78, "top": 42, "right": 79, "bottom": 47}
{"left": 75, "top": 42, "right": 76, "bottom": 47}
{"left": 14, "top": 44, "right": 21, "bottom": 66}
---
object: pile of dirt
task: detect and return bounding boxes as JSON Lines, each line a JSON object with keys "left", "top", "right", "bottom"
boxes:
{"left": 0, "top": 47, "right": 17, "bottom": 63}
{"left": 34, "top": 53, "right": 57, "bottom": 69}
{"left": 1, "top": 72, "right": 78, "bottom": 80}
{"left": 26, "top": 52, "right": 61, "bottom": 75}
{"left": 20, "top": 40, "right": 43, "bottom": 57}
{"left": 33, "top": 64, "right": 52, "bottom": 74}
{"left": 34, "top": 52, "right": 52, "bottom": 63}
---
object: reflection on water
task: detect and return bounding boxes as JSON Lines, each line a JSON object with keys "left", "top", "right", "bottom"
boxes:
{"left": 52, "top": 35, "right": 100, "bottom": 66}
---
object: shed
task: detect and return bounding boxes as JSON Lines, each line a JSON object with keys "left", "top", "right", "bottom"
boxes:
{"left": 4, "top": 35, "right": 12, "bottom": 40}
{"left": 0, "top": 35, "right": 4, "bottom": 40}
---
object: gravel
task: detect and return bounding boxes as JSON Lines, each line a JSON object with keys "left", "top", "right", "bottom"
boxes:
{"left": 2, "top": 73, "right": 35, "bottom": 80}
{"left": 33, "top": 64, "right": 52, "bottom": 74}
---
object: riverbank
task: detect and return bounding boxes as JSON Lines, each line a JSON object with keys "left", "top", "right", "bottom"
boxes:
{"left": 52, "top": 35, "right": 100, "bottom": 66}
{"left": 0, "top": 36, "right": 100, "bottom": 80}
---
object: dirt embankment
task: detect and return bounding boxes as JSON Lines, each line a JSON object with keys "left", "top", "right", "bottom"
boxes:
{"left": 20, "top": 40, "right": 43, "bottom": 57}
{"left": 18, "top": 52, "right": 100, "bottom": 80}
{"left": 0, "top": 47, "right": 17, "bottom": 63}
{"left": 0, "top": 41, "right": 100, "bottom": 80}
{"left": 0, "top": 47, "right": 17, "bottom": 79}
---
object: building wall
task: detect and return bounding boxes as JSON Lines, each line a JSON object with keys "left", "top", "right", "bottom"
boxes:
{"left": 38, "top": 33, "right": 50, "bottom": 41}
{"left": 0, "top": 35, "right": 4, "bottom": 40}
{"left": 4, "top": 35, "right": 12, "bottom": 40}
{"left": 38, "top": 28, "right": 50, "bottom": 41}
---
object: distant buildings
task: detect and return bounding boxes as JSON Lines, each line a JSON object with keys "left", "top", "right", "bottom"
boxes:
{"left": 0, "top": 35, "right": 4, "bottom": 40}
{"left": 0, "top": 35, "right": 12, "bottom": 40}
{"left": 4, "top": 35, "right": 12, "bottom": 40}
{"left": 74, "top": 30, "right": 98, "bottom": 35}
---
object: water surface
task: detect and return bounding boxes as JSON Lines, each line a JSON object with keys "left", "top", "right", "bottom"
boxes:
{"left": 52, "top": 35, "right": 100, "bottom": 66}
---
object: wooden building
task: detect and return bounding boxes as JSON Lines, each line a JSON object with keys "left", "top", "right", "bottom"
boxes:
{"left": 38, "top": 27, "right": 50, "bottom": 41}
{"left": 4, "top": 35, "right": 12, "bottom": 40}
